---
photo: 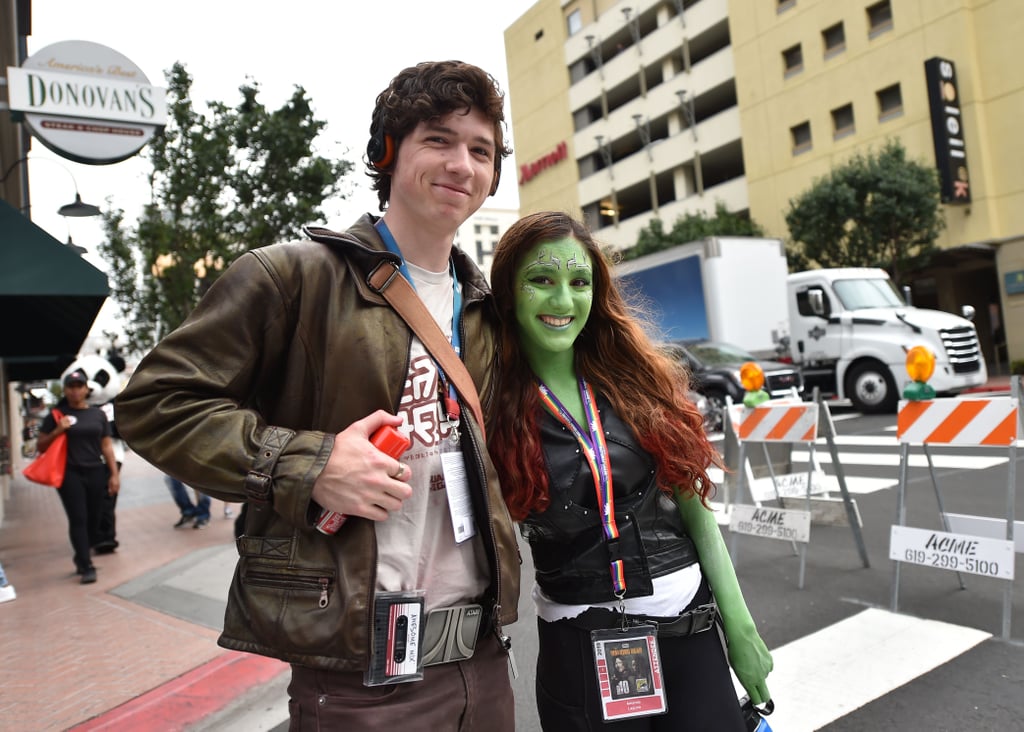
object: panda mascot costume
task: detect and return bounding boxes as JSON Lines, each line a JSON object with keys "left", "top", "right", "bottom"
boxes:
{"left": 61, "top": 353, "right": 127, "bottom": 554}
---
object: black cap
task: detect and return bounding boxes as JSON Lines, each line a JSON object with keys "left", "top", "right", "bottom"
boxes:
{"left": 64, "top": 369, "right": 89, "bottom": 386}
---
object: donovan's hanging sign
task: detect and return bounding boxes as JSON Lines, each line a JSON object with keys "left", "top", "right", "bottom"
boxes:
{"left": 7, "top": 40, "right": 167, "bottom": 165}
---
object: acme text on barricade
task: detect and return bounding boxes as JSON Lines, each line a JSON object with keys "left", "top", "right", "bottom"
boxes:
{"left": 730, "top": 504, "right": 811, "bottom": 543}
{"left": 750, "top": 471, "right": 831, "bottom": 502}
{"left": 889, "top": 525, "right": 1014, "bottom": 580}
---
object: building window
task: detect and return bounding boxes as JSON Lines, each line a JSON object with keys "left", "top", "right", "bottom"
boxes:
{"left": 831, "top": 103, "right": 855, "bottom": 139}
{"left": 777, "top": 0, "right": 796, "bottom": 13}
{"left": 876, "top": 83, "right": 903, "bottom": 120}
{"left": 566, "top": 8, "right": 583, "bottom": 36}
{"left": 791, "top": 121, "right": 812, "bottom": 155}
{"left": 867, "top": 0, "right": 893, "bottom": 38}
{"left": 822, "top": 22, "right": 846, "bottom": 57}
{"left": 782, "top": 44, "right": 803, "bottom": 77}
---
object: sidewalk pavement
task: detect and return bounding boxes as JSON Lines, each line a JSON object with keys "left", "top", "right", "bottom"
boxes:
{"left": 963, "top": 372, "right": 1016, "bottom": 394}
{"left": 0, "top": 451, "right": 289, "bottom": 731}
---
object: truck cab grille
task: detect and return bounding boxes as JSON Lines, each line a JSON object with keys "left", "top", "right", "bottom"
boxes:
{"left": 941, "top": 326, "right": 983, "bottom": 374}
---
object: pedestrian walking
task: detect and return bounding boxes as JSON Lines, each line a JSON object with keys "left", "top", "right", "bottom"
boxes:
{"left": 0, "top": 559, "right": 15, "bottom": 603}
{"left": 165, "top": 475, "right": 212, "bottom": 529}
{"left": 36, "top": 369, "right": 120, "bottom": 584}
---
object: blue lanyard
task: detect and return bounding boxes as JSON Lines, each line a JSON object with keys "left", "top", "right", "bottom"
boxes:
{"left": 375, "top": 219, "right": 463, "bottom": 421}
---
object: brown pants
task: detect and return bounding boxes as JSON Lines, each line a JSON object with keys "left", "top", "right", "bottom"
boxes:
{"left": 287, "top": 635, "right": 514, "bottom": 731}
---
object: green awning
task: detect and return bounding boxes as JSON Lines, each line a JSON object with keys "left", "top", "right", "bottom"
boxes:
{"left": 0, "top": 198, "right": 109, "bottom": 381}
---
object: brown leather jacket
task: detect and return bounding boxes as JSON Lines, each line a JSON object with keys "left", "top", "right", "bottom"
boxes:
{"left": 115, "top": 215, "right": 520, "bottom": 671}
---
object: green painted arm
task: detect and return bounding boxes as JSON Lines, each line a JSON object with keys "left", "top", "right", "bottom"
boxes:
{"left": 677, "top": 491, "right": 774, "bottom": 704}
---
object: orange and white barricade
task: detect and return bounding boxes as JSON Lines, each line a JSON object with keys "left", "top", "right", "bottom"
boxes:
{"left": 727, "top": 395, "right": 869, "bottom": 589}
{"left": 890, "top": 393, "right": 1020, "bottom": 639}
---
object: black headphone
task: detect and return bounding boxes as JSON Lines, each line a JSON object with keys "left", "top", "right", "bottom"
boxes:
{"left": 367, "top": 118, "right": 501, "bottom": 196}
{"left": 367, "top": 123, "right": 395, "bottom": 171}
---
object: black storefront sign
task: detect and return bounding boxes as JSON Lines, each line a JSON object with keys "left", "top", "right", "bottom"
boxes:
{"left": 924, "top": 57, "right": 971, "bottom": 204}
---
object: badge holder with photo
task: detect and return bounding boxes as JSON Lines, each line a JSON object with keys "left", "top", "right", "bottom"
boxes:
{"left": 590, "top": 624, "right": 668, "bottom": 722}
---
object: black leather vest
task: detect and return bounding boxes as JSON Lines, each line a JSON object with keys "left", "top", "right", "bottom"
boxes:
{"left": 520, "top": 395, "right": 699, "bottom": 605}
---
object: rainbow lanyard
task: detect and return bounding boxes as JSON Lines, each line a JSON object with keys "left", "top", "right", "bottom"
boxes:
{"left": 375, "top": 219, "right": 463, "bottom": 423}
{"left": 538, "top": 378, "right": 626, "bottom": 596}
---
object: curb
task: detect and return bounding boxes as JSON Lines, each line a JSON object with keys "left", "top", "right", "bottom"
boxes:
{"left": 68, "top": 652, "right": 288, "bottom": 732}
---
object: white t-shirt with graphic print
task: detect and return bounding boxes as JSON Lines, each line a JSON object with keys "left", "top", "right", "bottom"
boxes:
{"left": 374, "top": 261, "right": 489, "bottom": 612}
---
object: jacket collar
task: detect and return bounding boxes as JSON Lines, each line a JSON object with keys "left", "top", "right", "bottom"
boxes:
{"left": 303, "top": 214, "right": 492, "bottom": 304}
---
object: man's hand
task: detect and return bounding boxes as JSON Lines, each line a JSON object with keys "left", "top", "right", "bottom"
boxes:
{"left": 311, "top": 410, "right": 412, "bottom": 521}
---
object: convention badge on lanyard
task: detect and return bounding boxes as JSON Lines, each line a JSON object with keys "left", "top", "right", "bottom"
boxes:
{"left": 377, "top": 220, "right": 474, "bottom": 544}
{"left": 539, "top": 379, "right": 667, "bottom": 721}
{"left": 590, "top": 625, "right": 668, "bottom": 721}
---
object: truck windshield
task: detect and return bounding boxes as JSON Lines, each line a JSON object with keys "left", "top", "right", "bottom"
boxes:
{"left": 832, "top": 277, "right": 904, "bottom": 309}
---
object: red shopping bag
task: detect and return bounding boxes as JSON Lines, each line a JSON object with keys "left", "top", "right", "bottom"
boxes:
{"left": 23, "top": 409, "right": 67, "bottom": 488}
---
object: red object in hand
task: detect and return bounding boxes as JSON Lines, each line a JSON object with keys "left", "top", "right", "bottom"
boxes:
{"left": 315, "top": 424, "right": 411, "bottom": 535}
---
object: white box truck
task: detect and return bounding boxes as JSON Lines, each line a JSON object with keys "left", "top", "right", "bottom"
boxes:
{"left": 788, "top": 267, "right": 987, "bottom": 413}
{"left": 615, "top": 236, "right": 790, "bottom": 357}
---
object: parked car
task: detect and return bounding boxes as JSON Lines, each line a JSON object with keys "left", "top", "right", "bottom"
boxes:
{"left": 666, "top": 339, "right": 804, "bottom": 433}
{"left": 687, "top": 389, "right": 712, "bottom": 434}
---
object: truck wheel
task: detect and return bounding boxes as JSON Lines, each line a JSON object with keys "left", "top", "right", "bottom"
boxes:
{"left": 846, "top": 361, "right": 898, "bottom": 414}
{"left": 704, "top": 390, "right": 727, "bottom": 434}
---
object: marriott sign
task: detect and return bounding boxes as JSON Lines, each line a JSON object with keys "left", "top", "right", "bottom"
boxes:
{"left": 7, "top": 40, "right": 167, "bottom": 164}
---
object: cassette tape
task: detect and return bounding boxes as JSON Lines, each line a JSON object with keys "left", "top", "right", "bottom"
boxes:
{"left": 365, "top": 591, "right": 424, "bottom": 687}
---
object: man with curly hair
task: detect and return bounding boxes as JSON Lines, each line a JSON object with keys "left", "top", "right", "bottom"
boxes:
{"left": 116, "top": 61, "right": 520, "bottom": 730}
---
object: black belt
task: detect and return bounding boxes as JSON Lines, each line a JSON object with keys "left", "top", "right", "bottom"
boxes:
{"left": 569, "top": 602, "right": 718, "bottom": 638}
{"left": 648, "top": 602, "right": 718, "bottom": 637}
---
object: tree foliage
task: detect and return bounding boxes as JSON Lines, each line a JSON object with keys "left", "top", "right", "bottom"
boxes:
{"left": 98, "top": 62, "right": 353, "bottom": 353}
{"left": 618, "top": 202, "right": 765, "bottom": 261}
{"left": 784, "top": 139, "right": 945, "bottom": 284}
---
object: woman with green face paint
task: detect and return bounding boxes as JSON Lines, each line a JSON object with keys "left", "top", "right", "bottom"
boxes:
{"left": 489, "top": 211, "right": 772, "bottom": 731}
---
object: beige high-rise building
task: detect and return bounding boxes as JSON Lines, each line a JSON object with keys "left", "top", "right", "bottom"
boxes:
{"left": 505, "top": 0, "right": 1023, "bottom": 369}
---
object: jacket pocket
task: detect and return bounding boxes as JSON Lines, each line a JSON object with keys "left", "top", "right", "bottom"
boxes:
{"left": 244, "top": 566, "right": 334, "bottom": 609}
{"left": 237, "top": 557, "right": 345, "bottom": 656}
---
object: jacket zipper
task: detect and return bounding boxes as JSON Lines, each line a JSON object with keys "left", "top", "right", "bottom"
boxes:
{"left": 245, "top": 571, "right": 332, "bottom": 609}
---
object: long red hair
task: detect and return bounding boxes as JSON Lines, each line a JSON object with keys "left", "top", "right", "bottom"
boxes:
{"left": 488, "top": 211, "right": 722, "bottom": 520}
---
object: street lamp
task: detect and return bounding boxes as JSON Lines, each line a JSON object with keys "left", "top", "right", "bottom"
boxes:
{"left": 58, "top": 192, "right": 102, "bottom": 218}
{"left": 676, "top": 90, "right": 698, "bottom": 141}
{"left": 585, "top": 35, "right": 604, "bottom": 74}
{"left": 594, "top": 135, "right": 614, "bottom": 178}
{"left": 0, "top": 155, "right": 102, "bottom": 218}
{"left": 622, "top": 7, "right": 641, "bottom": 48}
{"left": 632, "top": 114, "right": 652, "bottom": 159}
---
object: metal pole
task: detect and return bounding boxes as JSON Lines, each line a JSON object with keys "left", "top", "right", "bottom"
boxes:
{"left": 923, "top": 444, "right": 966, "bottom": 590}
{"left": 1003, "top": 378, "right": 1020, "bottom": 639}
{"left": 730, "top": 441, "right": 748, "bottom": 564}
{"left": 821, "top": 396, "right": 870, "bottom": 567}
{"left": 761, "top": 442, "right": 799, "bottom": 557}
{"left": 891, "top": 442, "right": 911, "bottom": 612}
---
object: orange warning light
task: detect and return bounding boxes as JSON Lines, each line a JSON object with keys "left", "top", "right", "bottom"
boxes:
{"left": 740, "top": 361, "right": 765, "bottom": 392}
{"left": 905, "top": 346, "right": 935, "bottom": 383}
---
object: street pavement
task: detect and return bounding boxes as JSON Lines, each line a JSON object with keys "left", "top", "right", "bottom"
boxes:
{"left": 1, "top": 374, "right": 1020, "bottom": 731}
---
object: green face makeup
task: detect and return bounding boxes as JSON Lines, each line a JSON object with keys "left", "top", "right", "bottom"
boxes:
{"left": 513, "top": 236, "right": 594, "bottom": 362}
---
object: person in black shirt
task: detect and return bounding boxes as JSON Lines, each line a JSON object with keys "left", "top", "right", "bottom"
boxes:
{"left": 37, "top": 369, "right": 121, "bottom": 584}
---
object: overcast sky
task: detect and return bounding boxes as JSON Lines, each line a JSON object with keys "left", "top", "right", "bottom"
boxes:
{"left": 21, "top": 0, "right": 538, "bottom": 325}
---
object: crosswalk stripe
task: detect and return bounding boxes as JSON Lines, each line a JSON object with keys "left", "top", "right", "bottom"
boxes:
{"left": 792, "top": 450, "right": 1006, "bottom": 470}
{"left": 735, "top": 608, "right": 990, "bottom": 732}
